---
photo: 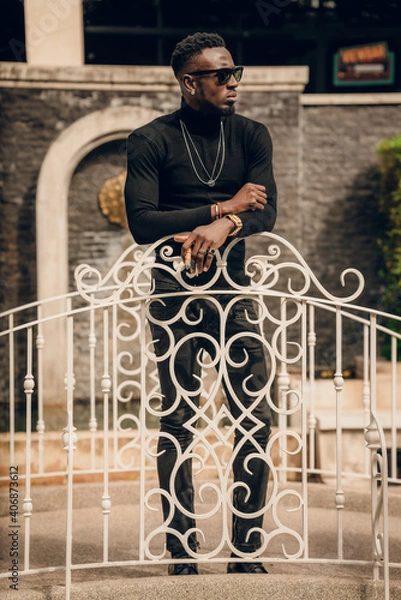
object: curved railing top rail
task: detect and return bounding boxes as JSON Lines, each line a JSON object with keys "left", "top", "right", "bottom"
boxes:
{"left": 75, "top": 233, "right": 366, "bottom": 305}
{"left": 2, "top": 232, "right": 401, "bottom": 336}
{"left": 2, "top": 233, "right": 401, "bottom": 337}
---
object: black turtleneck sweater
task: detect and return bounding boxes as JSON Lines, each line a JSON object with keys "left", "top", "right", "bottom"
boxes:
{"left": 124, "top": 101, "right": 277, "bottom": 284}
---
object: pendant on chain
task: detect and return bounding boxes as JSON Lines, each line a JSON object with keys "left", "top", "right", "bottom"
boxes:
{"left": 180, "top": 119, "right": 226, "bottom": 188}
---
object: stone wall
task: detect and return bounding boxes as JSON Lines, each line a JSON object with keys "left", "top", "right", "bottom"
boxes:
{"left": 299, "top": 97, "right": 401, "bottom": 367}
{"left": 0, "top": 86, "right": 170, "bottom": 312}
{"left": 0, "top": 67, "right": 307, "bottom": 313}
{"left": 301, "top": 98, "right": 401, "bottom": 306}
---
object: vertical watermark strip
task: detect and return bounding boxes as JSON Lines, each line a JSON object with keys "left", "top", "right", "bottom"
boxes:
{"left": 8, "top": 466, "right": 20, "bottom": 590}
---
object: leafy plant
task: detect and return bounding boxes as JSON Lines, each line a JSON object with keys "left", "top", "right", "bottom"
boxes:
{"left": 376, "top": 134, "right": 401, "bottom": 358}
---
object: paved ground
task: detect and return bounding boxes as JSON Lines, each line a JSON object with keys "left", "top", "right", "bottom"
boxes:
{"left": 0, "top": 479, "right": 401, "bottom": 599}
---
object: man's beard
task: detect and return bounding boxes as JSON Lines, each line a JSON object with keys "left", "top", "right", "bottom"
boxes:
{"left": 203, "top": 102, "right": 236, "bottom": 117}
{"left": 219, "top": 105, "right": 236, "bottom": 116}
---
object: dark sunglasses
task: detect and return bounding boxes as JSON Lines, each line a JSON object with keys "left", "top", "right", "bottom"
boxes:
{"left": 187, "top": 66, "right": 244, "bottom": 86}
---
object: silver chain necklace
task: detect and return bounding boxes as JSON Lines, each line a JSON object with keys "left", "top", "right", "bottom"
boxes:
{"left": 180, "top": 119, "right": 226, "bottom": 187}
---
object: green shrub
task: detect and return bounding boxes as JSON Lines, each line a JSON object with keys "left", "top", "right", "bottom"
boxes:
{"left": 376, "top": 134, "right": 401, "bottom": 358}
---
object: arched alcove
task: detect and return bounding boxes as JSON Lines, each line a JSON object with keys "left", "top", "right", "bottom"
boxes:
{"left": 35, "top": 106, "right": 161, "bottom": 408}
{"left": 36, "top": 105, "right": 161, "bottom": 300}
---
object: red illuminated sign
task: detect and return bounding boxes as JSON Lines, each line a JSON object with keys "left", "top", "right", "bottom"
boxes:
{"left": 333, "top": 42, "right": 395, "bottom": 86}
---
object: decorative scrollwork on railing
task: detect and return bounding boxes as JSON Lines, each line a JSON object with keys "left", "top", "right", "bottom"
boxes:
{"left": 72, "top": 232, "right": 366, "bottom": 561}
{"left": 137, "top": 288, "right": 306, "bottom": 559}
{"left": 365, "top": 412, "right": 390, "bottom": 583}
{"left": 239, "top": 234, "right": 365, "bottom": 302}
{"left": 116, "top": 414, "right": 141, "bottom": 469}
{"left": 74, "top": 232, "right": 365, "bottom": 306}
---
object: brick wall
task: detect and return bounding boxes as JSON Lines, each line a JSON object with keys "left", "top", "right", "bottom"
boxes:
{"left": 0, "top": 88, "right": 173, "bottom": 312}
{"left": 301, "top": 102, "right": 401, "bottom": 306}
{"left": 0, "top": 84, "right": 305, "bottom": 309}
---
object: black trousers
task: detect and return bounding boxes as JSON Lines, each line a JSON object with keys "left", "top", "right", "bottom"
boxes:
{"left": 148, "top": 277, "right": 272, "bottom": 556}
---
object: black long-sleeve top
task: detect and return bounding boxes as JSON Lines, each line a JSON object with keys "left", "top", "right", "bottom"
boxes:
{"left": 124, "top": 101, "right": 277, "bottom": 286}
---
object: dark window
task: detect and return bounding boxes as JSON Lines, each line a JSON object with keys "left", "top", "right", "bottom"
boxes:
{"left": 0, "top": 0, "right": 26, "bottom": 62}
{"left": 83, "top": 1, "right": 401, "bottom": 92}
{"left": 2, "top": 1, "right": 399, "bottom": 92}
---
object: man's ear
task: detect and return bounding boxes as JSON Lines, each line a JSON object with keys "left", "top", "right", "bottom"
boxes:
{"left": 181, "top": 74, "right": 196, "bottom": 95}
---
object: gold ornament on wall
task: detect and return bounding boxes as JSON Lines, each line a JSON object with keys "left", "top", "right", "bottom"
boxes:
{"left": 98, "top": 170, "right": 128, "bottom": 228}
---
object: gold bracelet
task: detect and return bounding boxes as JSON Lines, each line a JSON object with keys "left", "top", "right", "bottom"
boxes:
{"left": 225, "top": 214, "right": 243, "bottom": 236}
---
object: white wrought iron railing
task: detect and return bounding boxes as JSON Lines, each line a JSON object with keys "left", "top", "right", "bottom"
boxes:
{"left": 0, "top": 233, "right": 400, "bottom": 599}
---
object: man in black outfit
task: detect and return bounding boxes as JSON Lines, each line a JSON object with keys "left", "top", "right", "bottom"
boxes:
{"left": 125, "top": 32, "right": 277, "bottom": 576}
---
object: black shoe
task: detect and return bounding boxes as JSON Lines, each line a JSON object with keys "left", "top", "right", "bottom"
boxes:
{"left": 227, "top": 561, "right": 268, "bottom": 574}
{"left": 168, "top": 563, "right": 199, "bottom": 576}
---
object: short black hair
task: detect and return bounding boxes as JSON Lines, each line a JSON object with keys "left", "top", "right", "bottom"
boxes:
{"left": 170, "top": 32, "right": 226, "bottom": 78}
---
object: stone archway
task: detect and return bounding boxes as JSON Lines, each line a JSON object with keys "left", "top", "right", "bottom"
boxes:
{"left": 36, "top": 105, "right": 161, "bottom": 300}
{"left": 36, "top": 106, "right": 161, "bottom": 409}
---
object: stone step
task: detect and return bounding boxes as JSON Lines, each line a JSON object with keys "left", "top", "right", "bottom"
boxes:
{"left": 1, "top": 573, "right": 400, "bottom": 600}
{"left": 1, "top": 481, "right": 401, "bottom": 600}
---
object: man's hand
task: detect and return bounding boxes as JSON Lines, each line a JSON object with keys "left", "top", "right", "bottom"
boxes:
{"left": 175, "top": 218, "right": 234, "bottom": 275}
{"left": 221, "top": 182, "right": 267, "bottom": 215}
